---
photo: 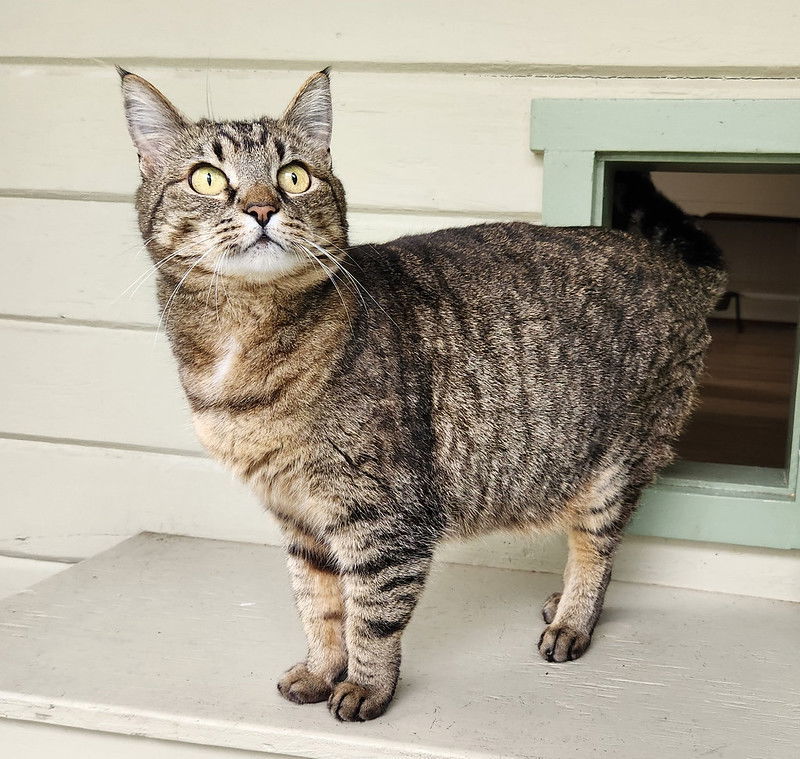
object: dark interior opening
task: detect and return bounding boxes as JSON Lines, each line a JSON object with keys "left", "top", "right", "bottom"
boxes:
{"left": 608, "top": 168, "right": 800, "bottom": 470}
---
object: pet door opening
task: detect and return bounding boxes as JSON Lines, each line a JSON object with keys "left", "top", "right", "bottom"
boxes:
{"left": 608, "top": 169, "right": 800, "bottom": 470}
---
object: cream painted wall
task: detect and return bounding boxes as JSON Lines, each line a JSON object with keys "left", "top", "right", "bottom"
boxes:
{"left": 2, "top": 1, "right": 800, "bottom": 593}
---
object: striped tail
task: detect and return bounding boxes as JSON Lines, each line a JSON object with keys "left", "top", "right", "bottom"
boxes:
{"left": 612, "top": 171, "right": 724, "bottom": 271}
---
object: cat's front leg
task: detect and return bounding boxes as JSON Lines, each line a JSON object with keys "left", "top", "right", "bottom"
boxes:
{"left": 327, "top": 524, "right": 434, "bottom": 721}
{"left": 277, "top": 524, "right": 347, "bottom": 704}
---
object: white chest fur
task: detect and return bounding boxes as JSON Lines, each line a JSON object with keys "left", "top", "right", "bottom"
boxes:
{"left": 185, "top": 333, "right": 329, "bottom": 526}
{"left": 180, "top": 334, "right": 242, "bottom": 401}
{"left": 209, "top": 335, "right": 240, "bottom": 393}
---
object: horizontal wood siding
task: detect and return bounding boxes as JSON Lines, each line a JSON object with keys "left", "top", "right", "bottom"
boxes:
{"left": 3, "top": 3, "right": 800, "bottom": 571}
{"left": 3, "top": 1, "right": 798, "bottom": 72}
{"left": 0, "top": 198, "right": 504, "bottom": 327}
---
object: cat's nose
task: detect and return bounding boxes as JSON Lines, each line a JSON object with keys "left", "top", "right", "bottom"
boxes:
{"left": 244, "top": 203, "right": 277, "bottom": 227}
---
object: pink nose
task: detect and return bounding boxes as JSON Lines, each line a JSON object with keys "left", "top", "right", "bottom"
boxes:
{"left": 245, "top": 203, "right": 277, "bottom": 226}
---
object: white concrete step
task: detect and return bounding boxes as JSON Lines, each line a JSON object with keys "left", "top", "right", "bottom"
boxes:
{"left": 0, "top": 533, "right": 797, "bottom": 759}
{"left": 0, "top": 555, "right": 68, "bottom": 600}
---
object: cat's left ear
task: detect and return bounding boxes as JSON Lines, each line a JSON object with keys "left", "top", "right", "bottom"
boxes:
{"left": 282, "top": 68, "right": 332, "bottom": 150}
{"left": 118, "top": 67, "right": 188, "bottom": 177}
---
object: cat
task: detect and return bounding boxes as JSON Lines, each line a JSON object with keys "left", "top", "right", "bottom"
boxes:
{"left": 119, "top": 68, "right": 725, "bottom": 722}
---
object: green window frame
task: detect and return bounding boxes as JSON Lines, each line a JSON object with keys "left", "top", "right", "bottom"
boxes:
{"left": 531, "top": 99, "right": 800, "bottom": 549}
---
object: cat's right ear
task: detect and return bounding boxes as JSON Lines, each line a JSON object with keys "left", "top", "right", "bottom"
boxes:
{"left": 118, "top": 68, "right": 187, "bottom": 177}
{"left": 282, "top": 68, "right": 333, "bottom": 150}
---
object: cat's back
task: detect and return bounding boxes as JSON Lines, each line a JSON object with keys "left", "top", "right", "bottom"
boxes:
{"left": 343, "top": 221, "right": 721, "bottom": 531}
{"left": 349, "top": 221, "right": 721, "bottom": 327}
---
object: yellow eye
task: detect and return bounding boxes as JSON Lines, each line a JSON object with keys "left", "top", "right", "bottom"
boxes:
{"left": 277, "top": 163, "right": 311, "bottom": 194}
{"left": 189, "top": 164, "right": 228, "bottom": 195}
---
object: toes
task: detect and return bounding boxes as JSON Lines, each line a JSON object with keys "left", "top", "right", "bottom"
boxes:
{"left": 277, "top": 663, "right": 332, "bottom": 704}
{"left": 537, "top": 624, "right": 591, "bottom": 663}
{"left": 541, "top": 592, "right": 562, "bottom": 624}
{"left": 329, "top": 682, "right": 368, "bottom": 721}
{"left": 328, "top": 681, "right": 391, "bottom": 722}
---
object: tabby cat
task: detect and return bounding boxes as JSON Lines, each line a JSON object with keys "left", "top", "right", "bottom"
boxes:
{"left": 119, "top": 68, "right": 725, "bottom": 721}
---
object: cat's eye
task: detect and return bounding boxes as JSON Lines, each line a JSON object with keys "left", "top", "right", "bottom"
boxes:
{"left": 277, "top": 163, "right": 312, "bottom": 194}
{"left": 189, "top": 164, "right": 229, "bottom": 195}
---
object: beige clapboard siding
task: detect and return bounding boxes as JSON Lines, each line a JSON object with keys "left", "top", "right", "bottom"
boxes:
{"left": 0, "top": 197, "right": 504, "bottom": 327}
{"left": 5, "top": 67, "right": 800, "bottom": 215}
{"left": 3, "top": 1, "right": 798, "bottom": 72}
{"left": 4, "top": 181, "right": 800, "bottom": 329}
{"left": 0, "top": 64, "right": 541, "bottom": 214}
{"left": 3, "top": 438, "right": 800, "bottom": 602}
{"left": 0, "top": 437, "right": 273, "bottom": 560}
{"left": 1, "top": 319, "right": 199, "bottom": 452}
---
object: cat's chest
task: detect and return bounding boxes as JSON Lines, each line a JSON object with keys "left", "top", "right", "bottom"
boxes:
{"left": 180, "top": 334, "right": 243, "bottom": 411}
{"left": 181, "top": 334, "right": 321, "bottom": 511}
{"left": 208, "top": 335, "right": 240, "bottom": 392}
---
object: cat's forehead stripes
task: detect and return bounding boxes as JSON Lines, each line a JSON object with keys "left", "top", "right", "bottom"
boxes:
{"left": 207, "top": 120, "right": 289, "bottom": 164}
{"left": 215, "top": 120, "right": 269, "bottom": 152}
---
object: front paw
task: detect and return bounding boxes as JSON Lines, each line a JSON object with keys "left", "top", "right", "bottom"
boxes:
{"left": 541, "top": 591, "right": 562, "bottom": 624}
{"left": 277, "top": 662, "right": 332, "bottom": 704}
{"left": 537, "top": 624, "right": 591, "bottom": 663}
{"left": 328, "top": 680, "right": 392, "bottom": 721}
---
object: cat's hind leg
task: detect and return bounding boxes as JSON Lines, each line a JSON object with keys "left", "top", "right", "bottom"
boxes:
{"left": 538, "top": 470, "right": 636, "bottom": 663}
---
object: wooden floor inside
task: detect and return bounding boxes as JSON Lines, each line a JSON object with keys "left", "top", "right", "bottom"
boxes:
{"left": 678, "top": 319, "right": 796, "bottom": 469}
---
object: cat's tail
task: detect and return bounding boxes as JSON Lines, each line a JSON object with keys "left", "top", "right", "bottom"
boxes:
{"left": 611, "top": 171, "right": 725, "bottom": 273}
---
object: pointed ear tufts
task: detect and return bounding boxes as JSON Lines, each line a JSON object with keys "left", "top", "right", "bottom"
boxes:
{"left": 120, "top": 73, "right": 187, "bottom": 177}
{"left": 115, "top": 64, "right": 132, "bottom": 80}
{"left": 282, "top": 70, "right": 333, "bottom": 149}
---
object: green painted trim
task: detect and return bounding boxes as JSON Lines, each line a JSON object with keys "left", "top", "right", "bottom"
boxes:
{"left": 632, "top": 485, "right": 800, "bottom": 549}
{"left": 541, "top": 151, "right": 596, "bottom": 225}
{"left": 660, "top": 461, "right": 788, "bottom": 496}
{"left": 599, "top": 152, "right": 800, "bottom": 170}
{"left": 784, "top": 322, "right": 800, "bottom": 492}
{"left": 531, "top": 99, "right": 800, "bottom": 154}
{"left": 531, "top": 97, "right": 800, "bottom": 548}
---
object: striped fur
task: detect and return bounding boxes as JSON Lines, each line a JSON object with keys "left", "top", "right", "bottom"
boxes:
{"left": 120, "top": 70, "right": 727, "bottom": 721}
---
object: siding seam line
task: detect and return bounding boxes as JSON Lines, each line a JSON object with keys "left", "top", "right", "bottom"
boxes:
{"left": 3, "top": 56, "right": 800, "bottom": 79}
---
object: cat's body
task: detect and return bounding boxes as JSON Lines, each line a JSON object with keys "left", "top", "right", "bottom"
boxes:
{"left": 177, "top": 221, "right": 717, "bottom": 537}
{"left": 120, "top": 69, "right": 725, "bottom": 721}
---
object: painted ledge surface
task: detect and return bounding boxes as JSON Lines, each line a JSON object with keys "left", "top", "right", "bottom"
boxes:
{"left": 0, "top": 534, "right": 797, "bottom": 759}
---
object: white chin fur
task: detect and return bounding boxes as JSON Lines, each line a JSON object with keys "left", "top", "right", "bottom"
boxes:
{"left": 215, "top": 239, "right": 304, "bottom": 282}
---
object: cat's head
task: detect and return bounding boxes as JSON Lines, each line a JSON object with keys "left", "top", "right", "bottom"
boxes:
{"left": 119, "top": 68, "right": 347, "bottom": 285}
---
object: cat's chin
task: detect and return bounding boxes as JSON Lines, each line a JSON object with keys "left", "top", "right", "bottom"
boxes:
{"left": 216, "top": 238, "right": 305, "bottom": 283}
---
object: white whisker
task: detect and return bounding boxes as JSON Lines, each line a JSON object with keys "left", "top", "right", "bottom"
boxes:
{"left": 297, "top": 243, "right": 353, "bottom": 333}
{"left": 216, "top": 253, "right": 243, "bottom": 327}
{"left": 155, "top": 251, "right": 213, "bottom": 344}
{"left": 297, "top": 235, "right": 398, "bottom": 328}
{"left": 116, "top": 230, "right": 224, "bottom": 301}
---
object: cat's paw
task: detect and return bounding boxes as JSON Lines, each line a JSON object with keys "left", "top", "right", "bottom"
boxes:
{"left": 277, "top": 663, "right": 332, "bottom": 704}
{"left": 541, "top": 592, "right": 562, "bottom": 624}
{"left": 328, "top": 680, "right": 392, "bottom": 722}
{"left": 537, "top": 624, "right": 591, "bottom": 663}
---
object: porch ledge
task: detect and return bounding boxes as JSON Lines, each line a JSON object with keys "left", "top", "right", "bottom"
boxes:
{"left": 0, "top": 533, "right": 797, "bottom": 758}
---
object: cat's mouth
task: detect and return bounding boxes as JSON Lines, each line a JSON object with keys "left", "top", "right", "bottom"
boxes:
{"left": 216, "top": 227, "right": 304, "bottom": 281}
{"left": 242, "top": 232, "right": 278, "bottom": 254}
